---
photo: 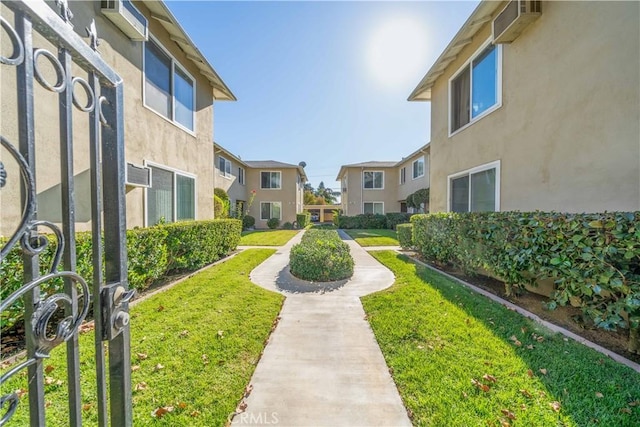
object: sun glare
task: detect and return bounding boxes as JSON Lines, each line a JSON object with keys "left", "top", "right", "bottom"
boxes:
{"left": 367, "top": 17, "right": 429, "bottom": 91}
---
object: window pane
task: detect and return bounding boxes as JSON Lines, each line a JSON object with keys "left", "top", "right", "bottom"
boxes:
{"left": 470, "top": 168, "right": 496, "bottom": 212}
{"left": 174, "top": 67, "right": 194, "bottom": 130}
{"left": 472, "top": 46, "right": 497, "bottom": 118}
{"left": 145, "top": 41, "right": 171, "bottom": 118}
{"left": 364, "top": 172, "right": 373, "bottom": 189}
{"left": 176, "top": 175, "right": 195, "bottom": 220}
{"left": 271, "top": 172, "right": 281, "bottom": 188}
{"left": 261, "top": 203, "right": 271, "bottom": 220}
{"left": 218, "top": 158, "right": 225, "bottom": 176}
{"left": 374, "top": 203, "right": 384, "bottom": 215}
{"left": 272, "top": 202, "right": 281, "bottom": 219}
{"left": 363, "top": 203, "right": 373, "bottom": 214}
{"left": 451, "top": 175, "right": 469, "bottom": 213}
{"left": 148, "top": 166, "right": 174, "bottom": 224}
{"left": 451, "top": 66, "right": 470, "bottom": 131}
{"left": 374, "top": 172, "right": 383, "bottom": 188}
{"left": 261, "top": 172, "right": 269, "bottom": 188}
{"left": 413, "top": 159, "right": 424, "bottom": 178}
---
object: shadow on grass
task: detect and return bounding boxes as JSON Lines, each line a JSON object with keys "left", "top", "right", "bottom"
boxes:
{"left": 366, "top": 252, "right": 640, "bottom": 426}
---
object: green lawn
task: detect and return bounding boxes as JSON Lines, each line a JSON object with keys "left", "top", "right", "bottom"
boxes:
{"left": 344, "top": 229, "right": 399, "bottom": 246}
{"left": 2, "top": 249, "right": 283, "bottom": 426}
{"left": 363, "top": 251, "right": 640, "bottom": 426}
{"left": 239, "top": 229, "right": 299, "bottom": 246}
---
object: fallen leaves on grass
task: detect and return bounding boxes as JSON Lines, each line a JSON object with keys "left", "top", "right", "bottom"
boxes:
{"left": 179, "top": 330, "right": 189, "bottom": 338}
{"left": 15, "top": 389, "right": 27, "bottom": 398}
{"left": 134, "top": 382, "right": 148, "bottom": 391}
{"left": 131, "top": 365, "right": 140, "bottom": 372}
{"left": 471, "top": 378, "right": 490, "bottom": 392}
{"left": 82, "top": 403, "right": 92, "bottom": 411}
{"left": 151, "top": 406, "right": 174, "bottom": 418}
{"left": 501, "top": 409, "right": 516, "bottom": 420}
{"left": 190, "top": 410, "right": 201, "bottom": 417}
{"left": 79, "top": 323, "right": 95, "bottom": 334}
{"left": 595, "top": 392, "right": 604, "bottom": 398}
{"left": 539, "top": 368, "right": 548, "bottom": 375}
{"left": 549, "top": 401, "right": 561, "bottom": 412}
{"left": 44, "top": 377, "right": 63, "bottom": 387}
{"left": 157, "top": 305, "right": 164, "bottom": 312}
{"left": 244, "top": 384, "right": 254, "bottom": 398}
{"left": 45, "top": 365, "right": 55, "bottom": 374}
{"left": 217, "top": 330, "right": 225, "bottom": 339}
{"left": 153, "top": 363, "right": 164, "bottom": 372}
{"left": 178, "top": 402, "right": 188, "bottom": 410}
{"left": 483, "top": 374, "right": 497, "bottom": 383}
{"left": 509, "top": 335, "right": 522, "bottom": 347}
{"left": 136, "top": 352, "right": 148, "bottom": 361}
{"left": 202, "top": 354, "right": 209, "bottom": 365}
{"left": 527, "top": 369, "right": 534, "bottom": 378}
{"left": 520, "top": 389, "right": 533, "bottom": 398}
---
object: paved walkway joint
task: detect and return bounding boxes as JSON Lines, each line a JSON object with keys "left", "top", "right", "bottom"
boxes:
{"left": 235, "top": 231, "right": 411, "bottom": 426}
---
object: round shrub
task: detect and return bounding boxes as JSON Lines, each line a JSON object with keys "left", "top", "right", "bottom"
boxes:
{"left": 290, "top": 230, "right": 354, "bottom": 281}
{"left": 397, "top": 223, "right": 413, "bottom": 249}
{"left": 282, "top": 221, "right": 294, "bottom": 230}
{"left": 242, "top": 215, "right": 255, "bottom": 229}
{"left": 267, "top": 218, "right": 280, "bottom": 229}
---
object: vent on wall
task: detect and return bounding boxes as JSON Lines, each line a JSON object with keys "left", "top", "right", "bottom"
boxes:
{"left": 126, "top": 163, "right": 151, "bottom": 188}
{"left": 493, "top": 0, "right": 541, "bottom": 44}
{"left": 101, "top": 0, "right": 148, "bottom": 41}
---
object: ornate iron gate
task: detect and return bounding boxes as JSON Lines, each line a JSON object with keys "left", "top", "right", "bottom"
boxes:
{"left": 1, "top": 1, "right": 133, "bottom": 425}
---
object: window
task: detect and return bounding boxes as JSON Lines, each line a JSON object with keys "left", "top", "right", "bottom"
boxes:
{"left": 363, "top": 202, "right": 384, "bottom": 215}
{"left": 450, "top": 41, "right": 501, "bottom": 134}
{"left": 147, "top": 165, "right": 195, "bottom": 225}
{"left": 260, "top": 202, "right": 282, "bottom": 220}
{"left": 144, "top": 37, "right": 195, "bottom": 132}
{"left": 400, "top": 167, "right": 406, "bottom": 185}
{"left": 238, "top": 167, "right": 245, "bottom": 185}
{"left": 363, "top": 171, "right": 384, "bottom": 189}
{"left": 412, "top": 157, "right": 425, "bottom": 179}
{"left": 261, "top": 171, "right": 281, "bottom": 189}
{"left": 449, "top": 161, "right": 500, "bottom": 213}
{"left": 218, "top": 156, "right": 231, "bottom": 178}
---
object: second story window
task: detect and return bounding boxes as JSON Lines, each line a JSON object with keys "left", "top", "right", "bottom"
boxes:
{"left": 363, "top": 171, "right": 384, "bottom": 189}
{"left": 450, "top": 41, "right": 501, "bottom": 134}
{"left": 218, "top": 156, "right": 231, "bottom": 178}
{"left": 261, "top": 171, "right": 281, "bottom": 189}
{"left": 144, "top": 37, "right": 195, "bottom": 132}
{"left": 412, "top": 157, "right": 425, "bottom": 179}
{"left": 238, "top": 167, "right": 245, "bottom": 185}
{"left": 400, "top": 167, "right": 406, "bottom": 185}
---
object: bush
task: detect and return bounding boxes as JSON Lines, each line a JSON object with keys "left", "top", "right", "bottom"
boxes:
{"left": 1, "top": 219, "right": 241, "bottom": 331}
{"left": 335, "top": 213, "right": 387, "bottom": 229}
{"left": 214, "top": 194, "right": 228, "bottom": 219}
{"left": 214, "top": 187, "right": 230, "bottom": 204}
{"left": 397, "top": 223, "right": 413, "bottom": 249}
{"left": 242, "top": 215, "right": 255, "bottom": 230}
{"left": 385, "top": 212, "right": 413, "bottom": 230}
{"left": 411, "top": 211, "right": 640, "bottom": 353}
{"left": 290, "top": 229, "right": 354, "bottom": 281}
{"left": 297, "top": 212, "right": 311, "bottom": 228}
{"left": 282, "top": 221, "right": 294, "bottom": 230}
{"left": 267, "top": 218, "right": 280, "bottom": 229}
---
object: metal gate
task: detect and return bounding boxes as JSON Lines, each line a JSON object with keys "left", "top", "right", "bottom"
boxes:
{"left": 1, "top": 1, "right": 132, "bottom": 425}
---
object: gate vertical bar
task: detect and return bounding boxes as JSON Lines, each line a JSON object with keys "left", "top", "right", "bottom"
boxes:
{"left": 15, "top": 11, "right": 46, "bottom": 426}
{"left": 89, "top": 74, "right": 109, "bottom": 427}
{"left": 101, "top": 82, "right": 132, "bottom": 426}
{"left": 58, "top": 47, "right": 83, "bottom": 426}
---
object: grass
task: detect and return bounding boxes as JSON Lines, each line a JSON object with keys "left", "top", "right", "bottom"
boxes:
{"left": 362, "top": 251, "right": 640, "bottom": 426}
{"left": 2, "top": 249, "right": 283, "bottom": 426}
{"left": 239, "top": 229, "right": 299, "bottom": 246}
{"left": 343, "top": 229, "right": 399, "bottom": 246}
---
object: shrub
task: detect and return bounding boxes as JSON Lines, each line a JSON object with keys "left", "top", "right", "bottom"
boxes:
{"left": 335, "top": 213, "right": 387, "bottom": 229}
{"left": 290, "top": 229, "right": 354, "bottom": 281}
{"left": 214, "top": 187, "right": 230, "bottom": 204}
{"left": 242, "top": 215, "right": 255, "bottom": 230}
{"left": 127, "top": 226, "right": 169, "bottom": 290}
{"left": 397, "top": 223, "right": 413, "bottom": 249}
{"left": 267, "top": 218, "right": 280, "bottom": 229}
{"left": 385, "top": 212, "right": 413, "bottom": 230}
{"left": 297, "top": 212, "right": 311, "bottom": 228}
{"left": 411, "top": 211, "right": 640, "bottom": 353}
{"left": 282, "top": 221, "right": 294, "bottom": 230}
{"left": 214, "top": 194, "right": 228, "bottom": 219}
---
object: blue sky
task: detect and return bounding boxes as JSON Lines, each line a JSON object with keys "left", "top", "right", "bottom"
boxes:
{"left": 166, "top": 1, "right": 480, "bottom": 190}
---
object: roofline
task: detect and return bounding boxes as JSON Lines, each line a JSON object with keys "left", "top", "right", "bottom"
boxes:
{"left": 213, "top": 145, "right": 308, "bottom": 181}
{"left": 335, "top": 142, "right": 431, "bottom": 180}
{"left": 143, "top": 0, "right": 237, "bottom": 101}
{"left": 408, "top": 0, "right": 502, "bottom": 102}
{"left": 214, "top": 142, "right": 248, "bottom": 167}
{"left": 395, "top": 142, "right": 430, "bottom": 167}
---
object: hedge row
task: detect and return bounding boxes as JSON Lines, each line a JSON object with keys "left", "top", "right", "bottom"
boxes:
{"left": 411, "top": 212, "right": 640, "bottom": 352}
{"left": 297, "top": 212, "right": 311, "bottom": 228}
{"left": 397, "top": 223, "right": 413, "bottom": 249}
{"left": 289, "top": 229, "right": 354, "bottom": 282}
{"left": 0, "top": 219, "right": 241, "bottom": 330}
{"left": 334, "top": 212, "right": 413, "bottom": 230}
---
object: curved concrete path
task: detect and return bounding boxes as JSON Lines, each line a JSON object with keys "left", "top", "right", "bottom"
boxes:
{"left": 235, "top": 230, "right": 411, "bottom": 426}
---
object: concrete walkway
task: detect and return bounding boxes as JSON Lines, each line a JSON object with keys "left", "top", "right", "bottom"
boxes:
{"left": 236, "top": 231, "right": 411, "bottom": 426}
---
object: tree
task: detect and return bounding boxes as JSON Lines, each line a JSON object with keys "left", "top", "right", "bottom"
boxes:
{"left": 314, "top": 181, "right": 336, "bottom": 205}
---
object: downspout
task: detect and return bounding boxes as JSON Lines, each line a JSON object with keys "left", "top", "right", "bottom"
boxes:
{"left": 361, "top": 167, "right": 364, "bottom": 215}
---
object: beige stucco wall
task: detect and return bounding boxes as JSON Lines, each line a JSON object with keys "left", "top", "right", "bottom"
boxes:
{"left": 340, "top": 167, "right": 401, "bottom": 215}
{"left": 397, "top": 151, "right": 430, "bottom": 201}
{"left": 1, "top": 1, "right": 217, "bottom": 236}
{"left": 213, "top": 150, "right": 248, "bottom": 209}
{"left": 429, "top": 1, "right": 640, "bottom": 213}
{"left": 246, "top": 168, "right": 304, "bottom": 228}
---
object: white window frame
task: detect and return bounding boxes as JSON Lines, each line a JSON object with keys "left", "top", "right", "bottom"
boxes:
{"left": 260, "top": 171, "right": 282, "bottom": 190}
{"left": 143, "top": 34, "right": 197, "bottom": 134}
{"left": 400, "top": 167, "right": 406, "bottom": 185}
{"left": 363, "top": 202, "right": 384, "bottom": 215}
{"left": 143, "top": 160, "right": 198, "bottom": 227}
{"left": 218, "top": 156, "right": 231, "bottom": 178}
{"left": 363, "top": 170, "right": 384, "bottom": 190}
{"left": 447, "top": 160, "right": 501, "bottom": 213}
{"left": 448, "top": 38, "right": 502, "bottom": 137}
{"left": 412, "top": 157, "right": 425, "bottom": 180}
{"left": 238, "top": 167, "right": 245, "bottom": 185}
{"left": 260, "top": 201, "right": 282, "bottom": 220}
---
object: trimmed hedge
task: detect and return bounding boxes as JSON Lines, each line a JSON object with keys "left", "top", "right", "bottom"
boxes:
{"left": 397, "top": 223, "right": 413, "bottom": 249}
{"left": 411, "top": 212, "right": 640, "bottom": 353}
{"left": 297, "top": 212, "right": 311, "bottom": 228}
{"left": 289, "top": 229, "right": 354, "bottom": 281}
{"left": 1, "top": 219, "right": 241, "bottom": 331}
{"left": 335, "top": 213, "right": 387, "bottom": 229}
{"left": 242, "top": 215, "right": 256, "bottom": 230}
{"left": 385, "top": 213, "right": 413, "bottom": 230}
